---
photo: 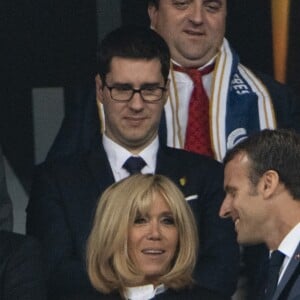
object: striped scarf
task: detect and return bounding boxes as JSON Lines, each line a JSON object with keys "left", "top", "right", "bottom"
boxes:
{"left": 166, "top": 38, "right": 276, "bottom": 161}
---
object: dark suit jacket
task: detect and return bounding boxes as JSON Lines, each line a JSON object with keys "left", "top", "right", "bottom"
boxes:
{"left": 58, "top": 284, "right": 226, "bottom": 300}
{"left": 27, "top": 143, "right": 239, "bottom": 299}
{"left": 272, "top": 241, "right": 300, "bottom": 300}
{"left": 0, "top": 147, "right": 13, "bottom": 231}
{"left": 0, "top": 231, "right": 47, "bottom": 300}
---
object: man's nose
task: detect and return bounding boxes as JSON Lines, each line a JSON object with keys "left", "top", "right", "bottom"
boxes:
{"left": 128, "top": 91, "right": 144, "bottom": 111}
{"left": 219, "top": 196, "right": 232, "bottom": 218}
{"left": 188, "top": 3, "right": 204, "bottom": 24}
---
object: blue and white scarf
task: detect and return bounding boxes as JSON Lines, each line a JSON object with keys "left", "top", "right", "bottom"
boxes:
{"left": 211, "top": 39, "right": 276, "bottom": 160}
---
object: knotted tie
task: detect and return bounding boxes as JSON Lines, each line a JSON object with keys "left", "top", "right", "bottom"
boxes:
{"left": 123, "top": 156, "right": 146, "bottom": 175}
{"left": 264, "top": 250, "right": 285, "bottom": 299}
{"left": 173, "top": 63, "right": 214, "bottom": 156}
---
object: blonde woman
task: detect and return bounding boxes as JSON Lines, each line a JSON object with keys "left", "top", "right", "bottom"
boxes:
{"left": 86, "top": 174, "right": 224, "bottom": 300}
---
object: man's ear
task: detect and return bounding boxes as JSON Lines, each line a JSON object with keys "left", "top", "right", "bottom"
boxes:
{"left": 148, "top": 4, "right": 158, "bottom": 29}
{"left": 95, "top": 74, "right": 104, "bottom": 104}
{"left": 261, "top": 170, "right": 280, "bottom": 199}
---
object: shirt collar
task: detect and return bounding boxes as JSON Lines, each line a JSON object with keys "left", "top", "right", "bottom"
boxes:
{"left": 277, "top": 222, "right": 300, "bottom": 259}
{"left": 102, "top": 134, "right": 159, "bottom": 181}
{"left": 124, "top": 284, "right": 166, "bottom": 300}
{"left": 171, "top": 55, "right": 216, "bottom": 71}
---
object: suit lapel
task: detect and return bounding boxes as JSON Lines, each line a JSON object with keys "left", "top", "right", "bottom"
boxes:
{"left": 86, "top": 143, "right": 115, "bottom": 194}
{"left": 273, "top": 241, "right": 300, "bottom": 300}
{"left": 155, "top": 146, "right": 189, "bottom": 195}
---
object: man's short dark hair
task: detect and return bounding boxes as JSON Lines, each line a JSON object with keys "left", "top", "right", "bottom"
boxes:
{"left": 97, "top": 25, "right": 170, "bottom": 83}
{"left": 224, "top": 129, "right": 300, "bottom": 200}
{"left": 148, "top": 0, "right": 159, "bottom": 7}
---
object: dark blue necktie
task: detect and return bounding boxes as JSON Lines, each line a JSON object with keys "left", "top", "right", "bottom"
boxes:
{"left": 123, "top": 156, "right": 146, "bottom": 175}
{"left": 264, "top": 250, "right": 285, "bottom": 299}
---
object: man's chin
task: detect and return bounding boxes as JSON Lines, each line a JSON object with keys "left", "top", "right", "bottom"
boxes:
{"left": 237, "top": 236, "right": 260, "bottom": 246}
{"left": 236, "top": 234, "right": 247, "bottom": 245}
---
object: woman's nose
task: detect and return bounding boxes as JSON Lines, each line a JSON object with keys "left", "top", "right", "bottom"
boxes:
{"left": 147, "top": 221, "right": 162, "bottom": 240}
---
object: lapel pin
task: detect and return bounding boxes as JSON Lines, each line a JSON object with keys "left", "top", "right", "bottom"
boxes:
{"left": 295, "top": 253, "right": 300, "bottom": 260}
{"left": 179, "top": 177, "right": 187, "bottom": 187}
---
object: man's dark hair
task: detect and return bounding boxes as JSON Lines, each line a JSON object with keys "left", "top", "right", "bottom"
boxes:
{"left": 224, "top": 129, "right": 300, "bottom": 200}
{"left": 97, "top": 25, "right": 170, "bottom": 83}
{"left": 148, "top": 0, "right": 159, "bottom": 7}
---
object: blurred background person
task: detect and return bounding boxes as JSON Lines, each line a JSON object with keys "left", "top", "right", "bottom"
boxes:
{"left": 0, "top": 146, "right": 13, "bottom": 231}
{"left": 0, "top": 230, "right": 47, "bottom": 300}
{"left": 0, "top": 146, "right": 46, "bottom": 300}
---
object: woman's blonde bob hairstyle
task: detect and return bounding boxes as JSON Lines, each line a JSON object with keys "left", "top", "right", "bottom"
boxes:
{"left": 86, "top": 174, "right": 198, "bottom": 295}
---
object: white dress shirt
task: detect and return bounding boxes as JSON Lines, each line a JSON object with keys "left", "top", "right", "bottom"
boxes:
{"left": 102, "top": 134, "right": 158, "bottom": 182}
{"left": 125, "top": 284, "right": 166, "bottom": 300}
{"left": 276, "top": 222, "right": 300, "bottom": 283}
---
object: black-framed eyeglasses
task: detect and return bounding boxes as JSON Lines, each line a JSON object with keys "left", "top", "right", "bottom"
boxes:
{"left": 104, "top": 84, "right": 167, "bottom": 102}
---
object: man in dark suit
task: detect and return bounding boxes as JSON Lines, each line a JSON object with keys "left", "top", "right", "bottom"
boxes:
{"left": 220, "top": 129, "right": 300, "bottom": 300}
{"left": 27, "top": 26, "right": 239, "bottom": 299}
{"left": 0, "top": 149, "right": 45, "bottom": 300}
{"left": 273, "top": 243, "right": 300, "bottom": 300}
{"left": 0, "top": 230, "right": 47, "bottom": 300}
{"left": 0, "top": 146, "right": 13, "bottom": 231}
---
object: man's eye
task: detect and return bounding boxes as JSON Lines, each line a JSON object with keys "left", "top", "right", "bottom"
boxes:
{"left": 114, "top": 86, "right": 131, "bottom": 92}
{"left": 204, "top": 1, "right": 222, "bottom": 12}
{"left": 229, "top": 191, "right": 236, "bottom": 199}
{"left": 173, "top": 0, "right": 189, "bottom": 9}
{"left": 142, "top": 87, "right": 159, "bottom": 94}
{"left": 143, "top": 87, "right": 158, "bottom": 91}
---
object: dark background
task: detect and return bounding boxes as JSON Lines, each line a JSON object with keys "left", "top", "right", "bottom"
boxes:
{"left": 1, "top": 0, "right": 299, "bottom": 191}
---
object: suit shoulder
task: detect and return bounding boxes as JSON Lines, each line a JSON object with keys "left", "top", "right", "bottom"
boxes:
{"left": 34, "top": 152, "right": 89, "bottom": 176}
{"left": 163, "top": 147, "right": 223, "bottom": 169}
{"left": 0, "top": 231, "right": 26, "bottom": 246}
{"left": 157, "top": 284, "right": 225, "bottom": 300}
{"left": 0, "top": 231, "right": 40, "bottom": 254}
{"left": 252, "top": 69, "right": 295, "bottom": 96}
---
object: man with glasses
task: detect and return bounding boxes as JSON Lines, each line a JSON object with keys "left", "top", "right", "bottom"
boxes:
{"left": 27, "top": 25, "right": 239, "bottom": 299}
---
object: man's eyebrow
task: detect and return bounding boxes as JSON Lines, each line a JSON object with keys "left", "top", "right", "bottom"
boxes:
{"left": 108, "top": 82, "right": 132, "bottom": 88}
{"left": 205, "top": 0, "right": 223, "bottom": 3}
{"left": 204, "top": 0, "right": 223, "bottom": 7}
{"left": 224, "top": 186, "right": 236, "bottom": 194}
{"left": 140, "top": 82, "right": 163, "bottom": 88}
{"left": 107, "top": 82, "right": 163, "bottom": 88}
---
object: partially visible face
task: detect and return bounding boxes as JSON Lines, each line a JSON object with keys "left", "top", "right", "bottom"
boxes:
{"left": 128, "top": 193, "right": 179, "bottom": 283}
{"left": 96, "top": 57, "right": 168, "bottom": 154}
{"left": 149, "top": 0, "right": 226, "bottom": 68}
{"left": 219, "top": 153, "right": 268, "bottom": 245}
